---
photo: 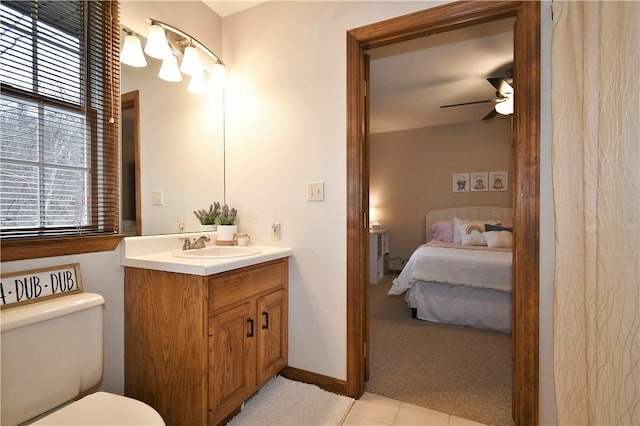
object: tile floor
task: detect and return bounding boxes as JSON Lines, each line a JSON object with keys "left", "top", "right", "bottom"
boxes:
{"left": 342, "top": 392, "right": 488, "bottom": 426}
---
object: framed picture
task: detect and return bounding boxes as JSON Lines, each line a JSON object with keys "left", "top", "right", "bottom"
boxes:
{"left": 470, "top": 172, "right": 488, "bottom": 192}
{"left": 489, "top": 171, "right": 508, "bottom": 191}
{"left": 452, "top": 173, "right": 469, "bottom": 192}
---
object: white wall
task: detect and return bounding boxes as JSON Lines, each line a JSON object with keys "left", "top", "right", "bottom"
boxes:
{"left": 121, "top": 1, "right": 225, "bottom": 235}
{"left": 223, "top": 1, "right": 556, "bottom": 421}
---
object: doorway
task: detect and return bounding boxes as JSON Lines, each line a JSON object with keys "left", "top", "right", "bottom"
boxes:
{"left": 346, "top": 2, "right": 540, "bottom": 425}
{"left": 121, "top": 90, "right": 141, "bottom": 236}
{"left": 364, "top": 16, "right": 515, "bottom": 424}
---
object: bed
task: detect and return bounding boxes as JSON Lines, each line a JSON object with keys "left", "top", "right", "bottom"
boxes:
{"left": 388, "top": 206, "right": 513, "bottom": 333}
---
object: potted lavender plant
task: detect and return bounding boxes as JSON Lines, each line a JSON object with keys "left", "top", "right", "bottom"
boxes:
{"left": 193, "top": 204, "right": 217, "bottom": 231}
{"left": 212, "top": 202, "right": 238, "bottom": 245}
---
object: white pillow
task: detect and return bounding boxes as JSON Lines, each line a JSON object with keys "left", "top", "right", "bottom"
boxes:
{"left": 460, "top": 228, "right": 486, "bottom": 246}
{"left": 453, "top": 217, "right": 501, "bottom": 244}
{"left": 483, "top": 230, "right": 513, "bottom": 248}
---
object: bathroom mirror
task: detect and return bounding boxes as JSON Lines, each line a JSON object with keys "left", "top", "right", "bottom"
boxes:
{"left": 120, "top": 2, "right": 225, "bottom": 236}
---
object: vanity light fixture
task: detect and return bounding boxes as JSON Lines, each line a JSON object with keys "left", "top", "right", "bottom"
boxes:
{"left": 120, "top": 19, "right": 226, "bottom": 94}
{"left": 120, "top": 30, "right": 147, "bottom": 68}
{"left": 180, "top": 45, "right": 203, "bottom": 76}
{"left": 144, "top": 24, "right": 171, "bottom": 59}
{"left": 188, "top": 69, "right": 209, "bottom": 95}
{"left": 209, "top": 62, "right": 227, "bottom": 89}
{"left": 158, "top": 54, "right": 182, "bottom": 82}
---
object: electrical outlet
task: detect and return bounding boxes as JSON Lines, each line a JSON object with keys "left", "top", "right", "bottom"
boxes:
{"left": 271, "top": 222, "right": 281, "bottom": 241}
{"left": 151, "top": 190, "right": 163, "bottom": 206}
{"left": 306, "top": 182, "right": 324, "bottom": 201}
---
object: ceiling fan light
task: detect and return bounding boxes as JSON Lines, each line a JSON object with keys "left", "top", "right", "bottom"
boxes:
{"left": 495, "top": 97, "right": 513, "bottom": 115}
{"left": 121, "top": 34, "right": 147, "bottom": 67}
{"left": 181, "top": 46, "right": 203, "bottom": 76}
{"left": 158, "top": 55, "right": 182, "bottom": 82}
{"left": 145, "top": 24, "right": 171, "bottom": 59}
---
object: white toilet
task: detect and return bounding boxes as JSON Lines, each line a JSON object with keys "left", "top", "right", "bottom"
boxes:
{"left": 0, "top": 293, "right": 165, "bottom": 426}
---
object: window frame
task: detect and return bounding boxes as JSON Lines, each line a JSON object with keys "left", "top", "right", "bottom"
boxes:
{"left": 0, "top": 0, "right": 122, "bottom": 261}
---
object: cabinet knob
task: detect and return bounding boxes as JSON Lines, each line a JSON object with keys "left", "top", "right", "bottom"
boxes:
{"left": 262, "top": 311, "right": 269, "bottom": 329}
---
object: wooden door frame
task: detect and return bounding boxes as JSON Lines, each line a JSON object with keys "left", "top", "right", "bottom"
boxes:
{"left": 120, "top": 90, "right": 142, "bottom": 235}
{"left": 121, "top": 90, "right": 142, "bottom": 236}
{"left": 346, "top": 2, "right": 540, "bottom": 425}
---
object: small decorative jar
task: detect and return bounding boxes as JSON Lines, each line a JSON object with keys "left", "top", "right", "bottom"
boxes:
{"left": 233, "top": 233, "right": 251, "bottom": 246}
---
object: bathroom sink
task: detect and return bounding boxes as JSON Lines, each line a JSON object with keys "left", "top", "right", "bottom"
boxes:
{"left": 172, "top": 246, "right": 262, "bottom": 259}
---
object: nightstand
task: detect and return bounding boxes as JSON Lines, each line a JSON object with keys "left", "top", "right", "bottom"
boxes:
{"left": 369, "top": 229, "right": 389, "bottom": 284}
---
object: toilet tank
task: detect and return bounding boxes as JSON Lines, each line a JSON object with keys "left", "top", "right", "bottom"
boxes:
{"left": 1, "top": 293, "right": 105, "bottom": 426}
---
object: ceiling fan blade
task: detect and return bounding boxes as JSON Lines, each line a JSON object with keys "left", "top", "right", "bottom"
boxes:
{"left": 482, "top": 109, "right": 498, "bottom": 121}
{"left": 440, "top": 99, "right": 492, "bottom": 109}
{"left": 487, "top": 78, "right": 514, "bottom": 97}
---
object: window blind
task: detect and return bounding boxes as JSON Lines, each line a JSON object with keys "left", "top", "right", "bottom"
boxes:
{"left": 0, "top": 0, "right": 120, "bottom": 239}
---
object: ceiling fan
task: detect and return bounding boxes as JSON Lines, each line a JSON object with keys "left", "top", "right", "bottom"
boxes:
{"left": 440, "top": 72, "right": 514, "bottom": 120}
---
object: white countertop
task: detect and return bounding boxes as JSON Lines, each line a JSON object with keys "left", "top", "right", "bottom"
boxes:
{"left": 121, "top": 233, "right": 292, "bottom": 276}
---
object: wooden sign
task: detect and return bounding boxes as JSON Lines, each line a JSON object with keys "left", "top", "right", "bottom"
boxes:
{"left": 0, "top": 263, "right": 83, "bottom": 309}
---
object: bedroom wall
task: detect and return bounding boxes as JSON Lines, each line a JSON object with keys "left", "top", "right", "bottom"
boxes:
{"left": 370, "top": 119, "right": 512, "bottom": 265}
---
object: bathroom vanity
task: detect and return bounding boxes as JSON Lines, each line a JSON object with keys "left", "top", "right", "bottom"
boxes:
{"left": 121, "top": 235, "right": 292, "bottom": 425}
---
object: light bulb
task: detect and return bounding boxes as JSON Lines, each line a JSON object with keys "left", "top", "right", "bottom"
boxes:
{"left": 208, "top": 63, "right": 227, "bottom": 89}
{"left": 180, "top": 46, "right": 203, "bottom": 76}
{"left": 188, "top": 69, "right": 208, "bottom": 95}
{"left": 144, "top": 24, "right": 170, "bottom": 59}
{"left": 495, "top": 97, "right": 513, "bottom": 115}
{"left": 120, "top": 34, "right": 147, "bottom": 67}
{"left": 158, "top": 55, "right": 182, "bottom": 82}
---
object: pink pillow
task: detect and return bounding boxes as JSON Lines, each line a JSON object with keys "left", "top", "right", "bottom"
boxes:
{"left": 431, "top": 221, "right": 454, "bottom": 242}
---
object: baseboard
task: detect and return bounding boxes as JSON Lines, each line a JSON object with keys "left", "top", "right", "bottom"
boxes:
{"left": 280, "top": 366, "right": 348, "bottom": 396}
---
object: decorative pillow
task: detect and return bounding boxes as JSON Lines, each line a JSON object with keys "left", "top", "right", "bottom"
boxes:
{"left": 459, "top": 227, "right": 486, "bottom": 246}
{"left": 483, "top": 230, "right": 513, "bottom": 248}
{"left": 431, "top": 221, "right": 454, "bottom": 242}
{"left": 453, "top": 217, "right": 501, "bottom": 244}
{"left": 485, "top": 223, "right": 513, "bottom": 233}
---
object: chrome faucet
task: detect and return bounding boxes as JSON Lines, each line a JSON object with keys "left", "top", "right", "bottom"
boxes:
{"left": 179, "top": 235, "right": 211, "bottom": 250}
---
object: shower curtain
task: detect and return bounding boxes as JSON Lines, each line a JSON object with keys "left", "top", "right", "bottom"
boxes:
{"left": 551, "top": 1, "right": 639, "bottom": 424}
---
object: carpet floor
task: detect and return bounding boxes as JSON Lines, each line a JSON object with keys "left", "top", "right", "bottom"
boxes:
{"left": 227, "top": 376, "right": 354, "bottom": 426}
{"left": 365, "top": 275, "right": 514, "bottom": 426}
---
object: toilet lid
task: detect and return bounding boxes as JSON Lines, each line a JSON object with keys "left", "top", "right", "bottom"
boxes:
{"left": 31, "top": 392, "right": 165, "bottom": 425}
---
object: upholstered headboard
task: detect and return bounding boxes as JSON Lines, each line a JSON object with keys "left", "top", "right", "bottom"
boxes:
{"left": 425, "top": 206, "right": 513, "bottom": 242}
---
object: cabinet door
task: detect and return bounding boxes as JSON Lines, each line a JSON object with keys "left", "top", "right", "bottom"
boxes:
{"left": 209, "top": 301, "right": 255, "bottom": 424}
{"left": 256, "top": 289, "right": 288, "bottom": 386}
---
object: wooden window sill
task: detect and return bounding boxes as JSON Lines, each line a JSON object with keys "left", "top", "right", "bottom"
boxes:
{"left": 1, "top": 234, "right": 125, "bottom": 262}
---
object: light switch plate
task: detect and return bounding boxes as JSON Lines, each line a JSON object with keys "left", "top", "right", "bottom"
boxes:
{"left": 151, "top": 190, "right": 163, "bottom": 206}
{"left": 306, "top": 182, "right": 324, "bottom": 201}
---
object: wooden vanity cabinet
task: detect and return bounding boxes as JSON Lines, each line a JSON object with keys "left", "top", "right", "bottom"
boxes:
{"left": 125, "top": 258, "right": 288, "bottom": 426}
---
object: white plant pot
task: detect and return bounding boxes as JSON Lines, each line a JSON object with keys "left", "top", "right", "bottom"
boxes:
{"left": 216, "top": 225, "right": 238, "bottom": 244}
